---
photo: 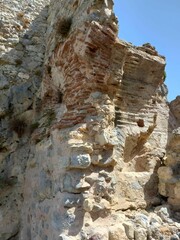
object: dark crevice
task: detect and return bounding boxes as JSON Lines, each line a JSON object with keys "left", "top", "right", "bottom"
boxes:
{"left": 7, "top": 231, "right": 19, "bottom": 240}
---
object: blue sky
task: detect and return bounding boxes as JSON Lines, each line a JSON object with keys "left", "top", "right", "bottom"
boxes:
{"left": 114, "top": 0, "right": 180, "bottom": 101}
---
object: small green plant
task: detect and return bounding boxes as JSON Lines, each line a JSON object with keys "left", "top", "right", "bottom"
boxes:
{"left": 56, "top": 17, "right": 72, "bottom": 37}
{"left": 10, "top": 118, "right": 27, "bottom": 137}
{"left": 163, "top": 71, "right": 167, "bottom": 81}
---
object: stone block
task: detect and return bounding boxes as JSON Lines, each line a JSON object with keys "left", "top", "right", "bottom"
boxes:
{"left": 135, "top": 213, "right": 149, "bottom": 229}
{"left": 70, "top": 143, "right": 93, "bottom": 154}
{"left": 70, "top": 154, "right": 91, "bottom": 169}
{"left": 154, "top": 205, "right": 172, "bottom": 222}
{"left": 174, "top": 182, "right": 180, "bottom": 198}
{"left": 134, "top": 228, "right": 147, "bottom": 240}
{"left": 123, "top": 222, "right": 134, "bottom": 240}
{"left": 83, "top": 199, "right": 94, "bottom": 212}
{"left": 109, "top": 225, "right": 128, "bottom": 240}
{"left": 75, "top": 180, "right": 91, "bottom": 191}
{"left": 158, "top": 166, "right": 173, "bottom": 180}
{"left": 59, "top": 234, "right": 73, "bottom": 240}
{"left": 89, "top": 227, "right": 109, "bottom": 240}
{"left": 64, "top": 195, "right": 82, "bottom": 208}
{"left": 115, "top": 172, "right": 157, "bottom": 209}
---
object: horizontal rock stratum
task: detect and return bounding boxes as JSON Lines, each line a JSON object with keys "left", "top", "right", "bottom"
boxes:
{"left": 0, "top": 0, "right": 179, "bottom": 239}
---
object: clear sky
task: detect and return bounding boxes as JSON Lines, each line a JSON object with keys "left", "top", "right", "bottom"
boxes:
{"left": 114, "top": 0, "right": 180, "bottom": 101}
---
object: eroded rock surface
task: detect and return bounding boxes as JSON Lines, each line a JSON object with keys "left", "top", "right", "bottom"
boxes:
{"left": 0, "top": 0, "right": 179, "bottom": 239}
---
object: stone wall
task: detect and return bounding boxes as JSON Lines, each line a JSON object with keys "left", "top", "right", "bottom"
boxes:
{"left": 158, "top": 96, "right": 180, "bottom": 211}
{"left": 0, "top": 0, "right": 180, "bottom": 240}
{"left": 0, "top": 0, "right": 49, "bottom": 239}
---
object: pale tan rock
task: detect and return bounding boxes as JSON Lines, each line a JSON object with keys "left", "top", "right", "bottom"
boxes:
{"left": 0, "top": 0, "right": 180, "bottom": 239}
{"left": 134, "top": 228, "right": 147, "bottom": 240}
{"left": 170, "top": 96, "right": 180, "bottom": 123}
{"left": 123, "top": 222, "right": 134, "bottom": 239}
{"left": 89, "top": 227, "right": 109, "bottom": 240}
{"left": 17, "top": 72, "right": 30, "bottom": 79}
{"left": 84, "top": 212, "right": 93, "bottom": 227}
{"left": 158, "top": 126, "right": 180, "bottom": 209}
{"left": 174, "top": 182, "right": 180, "bottom": 198}
{"left": 83, "top": 199, "right": 94, "bottom": 212}
{"left": 158, "top": 182, "right": 167, "bottom": 196}
{"left": 115, "top": 172, "right": 158, "bottom": 209}
{"left": 95, "top": 131, "right": 109, "bottom": 146}
{"left": 109, "top": 225, "right": 128, "bottom": 240}
{"left": 158, "top": 166, "right": 173, "bottom": 180}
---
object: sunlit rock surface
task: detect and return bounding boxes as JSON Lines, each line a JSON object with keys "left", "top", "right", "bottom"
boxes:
{"left": 0, "top": 0, "right": 179, "bottom": 239}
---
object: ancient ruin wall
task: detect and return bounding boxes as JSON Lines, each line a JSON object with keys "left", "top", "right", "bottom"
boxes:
{"left": 0, "top": 0, "right": 50, "bottom": 239}
{"left": 0, "top": 0, "right": 180, "bottom": 240}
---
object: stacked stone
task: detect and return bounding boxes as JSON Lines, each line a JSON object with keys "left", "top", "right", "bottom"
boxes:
{"left": 158, "top": 97, "right": 180, "bottom": 210}
{"left": 0, "top": 0, "right": 180, "bottom": 239}
{"left": 0, "top": 0, "right": 49, "bottom": 239}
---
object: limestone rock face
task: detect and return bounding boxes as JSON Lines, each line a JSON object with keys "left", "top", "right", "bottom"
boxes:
{"left": 0, "top": 0, "right": 180, "bottom": 240}
{"left": 157, "top": 95, "right": 180, "bottom": 211}
{"left": 170, "top": 96, "right": 180, "bottom": 125}
{"left": 158, "top": 110, "right": 180, "bottom": 210}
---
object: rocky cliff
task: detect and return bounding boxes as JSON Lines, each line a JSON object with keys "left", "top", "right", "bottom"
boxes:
{"left": 0, "top": 0, "right": 179, "bottom": 239}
